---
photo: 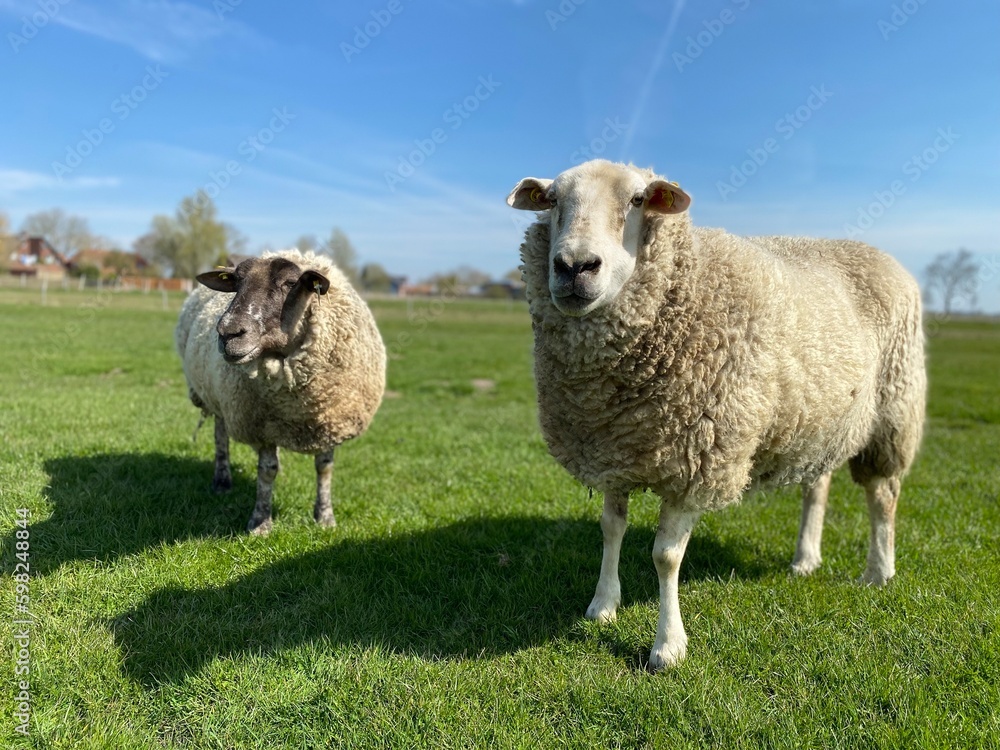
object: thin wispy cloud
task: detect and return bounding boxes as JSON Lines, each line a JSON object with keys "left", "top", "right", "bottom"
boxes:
{"left": 0, "top": 169, "right": 120, "bottom": 194}
{"left": 0, "top": 0, "right": 265, "bottom": 62}
{"left": 619, "top": 0, "right": 686, "bottom": 157}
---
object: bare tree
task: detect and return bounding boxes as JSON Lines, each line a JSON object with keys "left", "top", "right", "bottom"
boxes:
{"left": 323, "top": 227, "right": 360, "bottom": 288}
{"left": 21, "top": 208, "right": 95, "bottom": 257}
{"left": 924, "top": 249, "right": 980, "bottom": 314}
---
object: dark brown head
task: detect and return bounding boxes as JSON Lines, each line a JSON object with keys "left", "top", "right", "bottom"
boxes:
{"left": 196, "top": 256, "right": 330, "bottom": 365}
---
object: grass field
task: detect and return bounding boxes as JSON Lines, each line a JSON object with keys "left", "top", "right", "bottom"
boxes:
{"left": 2, "top": 285, "right": 998, "bottom": 748}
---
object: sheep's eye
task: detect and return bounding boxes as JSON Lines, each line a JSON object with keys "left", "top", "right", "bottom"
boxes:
{"left": 283, "top": 279, "right": 297, "bottom": 289}
{"left": 631, "top": 194, "right": 644, "bottom": 207}
{"left": 548, "top": 194, "right": 557, "bottom": 207}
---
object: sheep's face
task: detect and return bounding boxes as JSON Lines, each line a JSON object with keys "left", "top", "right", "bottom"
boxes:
{"left": 507, "top": 160, "right": 690, "bottom": 317}
{"left": 196, "top": 257, "right": 330, "bottom": 365}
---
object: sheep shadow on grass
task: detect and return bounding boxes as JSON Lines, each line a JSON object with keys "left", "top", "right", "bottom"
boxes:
{"left": 110, "top": 515, "right": 787, "bottom": 684}
{"left": 24, "top": 453, "right": 250, "bottom": 575}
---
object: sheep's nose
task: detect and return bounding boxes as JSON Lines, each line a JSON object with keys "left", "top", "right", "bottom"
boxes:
{"left": 553, "top": 252, "right": 602, "bottom": 280}
{"left": 216, "top": 318, "right": 247, "bottom": 341}
{"left": 219, "top": 329, "right": 246, "bottom": 344}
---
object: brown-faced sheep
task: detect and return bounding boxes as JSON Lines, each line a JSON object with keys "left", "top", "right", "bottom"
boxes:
{"left": 175, "top": 249, "right": 386, "bottom": 535}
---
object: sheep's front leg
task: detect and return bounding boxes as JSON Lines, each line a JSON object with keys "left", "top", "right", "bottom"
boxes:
{"left": 211, "top": 416, "right": 233, "bottom": 493}
{"left": 586, "top": 491, "right": 629, "bottom": 624}
{"left": 791, "top": 472, "right": 831, "bottom": 575}
{"left": 313, "top": 449, "right": 336, "bottom": 528}
{"left": 649, "top": 501, "right": 700, "bottom": 671}
{"left": 861, "top": 476, "right": 899, "bottom": 586}
{"left": 248, "top": 445, "right": 279, "bottom": 536}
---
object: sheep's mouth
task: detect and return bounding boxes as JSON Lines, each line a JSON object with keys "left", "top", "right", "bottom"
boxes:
{"left": 222, "top": 352, "right": 259, "bottom": 365}
{"left": 552, "top": 291, "right": 601, "bottom": 317}
{"left": 220, "top": 345, "right": 262, "bottom": 365}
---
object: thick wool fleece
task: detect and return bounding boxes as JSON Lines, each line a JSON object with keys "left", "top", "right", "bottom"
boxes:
{"left": 521, "top": 194, "right": 925, "bottom": 511}
{"left": 175, "top": 249, "right": 386, "bottom": 453}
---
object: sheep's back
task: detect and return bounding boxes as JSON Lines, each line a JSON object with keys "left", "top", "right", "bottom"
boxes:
{"left": 176, "top": 280, "right": 386, "bottom": 454}
{"left": 531, "top": 227, "right": 922, "bottom": 509}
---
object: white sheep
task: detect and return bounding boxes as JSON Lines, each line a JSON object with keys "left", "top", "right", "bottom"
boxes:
{"left": 507, "top": 159, "right": 925, "bottom": 670}
{"left": 175, "top": 249, "right": 386, "bottom": 535}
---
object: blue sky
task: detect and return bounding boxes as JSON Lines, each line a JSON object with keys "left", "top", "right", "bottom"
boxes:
{"left": 1, "top": 0, "right": 998, "bottom": 309}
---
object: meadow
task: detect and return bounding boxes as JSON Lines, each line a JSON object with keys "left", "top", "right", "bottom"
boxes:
{"left": 1, "top": 285, "right": 998, "bottom": 748}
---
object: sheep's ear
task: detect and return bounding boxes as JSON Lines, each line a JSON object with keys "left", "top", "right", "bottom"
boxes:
{"left": 507, "top": 178, "right": 554, "bottom": 210}
{"left": 299, "top": 270, "right": 330, "bottom": 295}
{"left": 197, "top": 269, "right": 239, "bottom": 292}
{"left": 645, "top": 180, "right": 691, "bottom": 214}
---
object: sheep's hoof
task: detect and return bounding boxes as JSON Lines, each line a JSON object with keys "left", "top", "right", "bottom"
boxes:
{"left": 247, "top": 517, "right": 273, "bottom": 536}
{"left": 314, "top": 510, "right": 337, "bottom": 529}
{"left": 790, "top": 556, "right": 821, "bottom": 576}
{"left": 211, "top": 474, "right": 233, "bottom": 494}
{"left": 648, "top": 635, "right": 687, "bottom": 672}
{"left": 860, "top": 567, "right": 894, "bottom": 587}
{"left": 585, "top": 598, "right": 619, "bottom": 624}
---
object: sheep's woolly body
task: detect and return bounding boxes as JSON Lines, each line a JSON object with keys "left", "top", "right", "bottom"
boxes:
{"left": 175, "top": 249, "right": 386, "bottom": 453}
{"left": 521, "top": 184, "right": 925, "bottom": 512}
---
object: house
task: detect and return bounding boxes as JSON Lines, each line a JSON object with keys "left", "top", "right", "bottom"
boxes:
{"left": 398, "top": 282, "right": 437, "bottom": 297}
{"left": 6, "top": 236, "right": 69, "bottom": 280}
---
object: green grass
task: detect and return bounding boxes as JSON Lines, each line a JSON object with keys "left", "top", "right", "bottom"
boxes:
{"left": 2, "top": 286, "right": 998, "bottom": 748}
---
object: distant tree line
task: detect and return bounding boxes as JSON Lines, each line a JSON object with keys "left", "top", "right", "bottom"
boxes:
{"left": 0, "top": 194, "right": 369, "bottom": 290}
{"left": 1, "top": 191, "right": 527, "bottom": 295}
{"left": 16, "top": 199, "right": 991, "bottom": 311}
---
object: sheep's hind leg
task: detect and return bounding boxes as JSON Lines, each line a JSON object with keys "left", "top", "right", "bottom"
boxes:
{"left": 313, "top": 449, "right": 336, "bottom": 529}
{"left": 648, "top": 500, "right": 700, "bottom": 671}
{"left": 791, "top": 472, "right": 831, "bottom": 576}
{"left": 586, "top": 491, "right": 629, "bottom": 624}
{"left": 248, "top": 445, "right": 279, "bottom": 536}
{"left": 211, "top": 416, "right": 233, "bottom": 493}
{"left": 861, "top": 476, "right": 899, "bottom": 586}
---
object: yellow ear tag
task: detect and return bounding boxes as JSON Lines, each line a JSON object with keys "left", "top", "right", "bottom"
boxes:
{"left": 219, "top": 273, "right": 229, "bottom": 280}
{"left": 664, "top": 191, "right": 674, "bottom": 208}
{"left": 313, "top": 280, "right": 321, "bottom": 292}
{"left": 529, "top": 188, "right": 542, "bottom": 204}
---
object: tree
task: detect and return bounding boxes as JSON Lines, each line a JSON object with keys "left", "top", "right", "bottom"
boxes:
{"left": 503, "top": 268, "right": 524, "bottom": 283}
{"left": 293, "top": 234, "right": 320, "bottom": 253}
{"left": 105, "top": 249, "right": 133, "bottom": 278}
{"left": 0, "top": 211, "right": 11, "bottom": 272}
{"left": 924, "top": 249, "right": 980, "bottom": 314}
{"left": 220, "top": 223, "right": 249, "bottom": 266}
{"left": 134, "top": 192, "right": 227, "bottom": 279}
{"left": 453, "top": 265, "right": 491, "bottom": 288}
{"left": 423, "top": 267, "right": 490, "bottom": 296}
{"left": 360, "top": 262, "right": 393, "bottom": 293}
{"left": 323, "top": 227, "right": 360, "bottom": 288}
{"left": 20, "top": 208, "right": 95, "bottom": 257}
